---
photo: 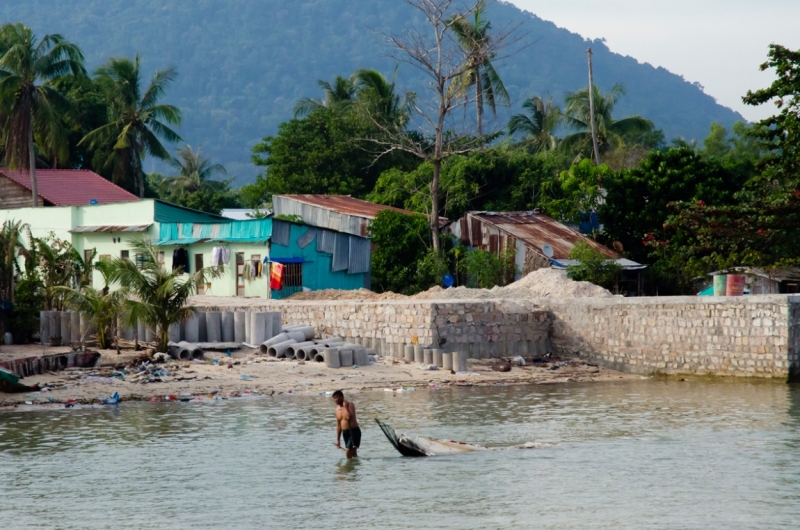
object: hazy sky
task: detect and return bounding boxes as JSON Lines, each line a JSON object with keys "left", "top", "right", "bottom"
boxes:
{"left": 507, "top": 0, "right": 800, "bottom": 122}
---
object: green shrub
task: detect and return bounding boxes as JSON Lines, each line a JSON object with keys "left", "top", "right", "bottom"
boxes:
{"left": 566, "top": 242, "right": 623, "bottom": 290}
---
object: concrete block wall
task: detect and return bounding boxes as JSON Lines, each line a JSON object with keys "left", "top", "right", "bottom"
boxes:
{"left": 194, "top": 299, "right": 552, "bottom": 359}
{"left": 544, "top": 295, "right": 800, "bottom": 378}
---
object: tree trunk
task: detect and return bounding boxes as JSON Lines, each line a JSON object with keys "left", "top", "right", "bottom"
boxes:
{"left": 476, "top": 66, "right": 483, "bottom": 137}
{"left": 28, "top": 118, "right": 39, "bottom": 208}
{"left": 431, "top": 159, "right": 441, "bottom": 252}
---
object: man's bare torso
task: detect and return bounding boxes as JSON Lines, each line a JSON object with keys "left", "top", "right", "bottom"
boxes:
{"left": 336, "top": 400, "right": 358, "bottom": 431}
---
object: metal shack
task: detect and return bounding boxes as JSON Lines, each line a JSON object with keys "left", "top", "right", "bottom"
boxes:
{"left": 445, "top": 211, "right": 647, "bottom": 295}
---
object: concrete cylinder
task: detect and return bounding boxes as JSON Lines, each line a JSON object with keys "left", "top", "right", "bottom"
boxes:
{"left": 404, "top": 345, "right": 414, "bottom": 363}
{"left": 250, "top": 312, "right": 267, "bottom": 345}
{"left": 324, "top": 348, "right": 341, "bottom": 368}
{"left": 198, "top": 312, "right": 207, "bottom": 342}
{"left": 205, "top": 311, "right": 222, "bottom": 342}
{"left": 414, "top": 345, "right": 424, "bottom": 364}
{"left": 260, "top": 333, "right": 289, "bottom": 353}
{"left": 144, "top": 327, "right": 154, "bottom": 344}
{"left": 244, "top": 311, "right": 251, "bottom": 343}
{"left": 271, "top": 312, "right": 282, "bottom": 338}
{"left": 185, "top": 314, "right": 200, "bottom": 343}
{"left": 168, "top": 322, "right": 182, "bottom": 343}
{"left": 378, "top": 338, "right": 386, "bottom": 356}
{"left": 442, "top": 353, "right": 453, "bottom": 371}
{"left": 454, "top": 351, "right": 468, "bottom": 372}
{"left": 353, "top": 347, "right": 369, "bottom": 366}
{"left": 295, "top": 343, "right": 317, "bottom": 361}
{"left": 313, "top": 352, "right": 326, "bottom": 363}
{"left": 80, "top": 313, "right": 95, "bottom": 344}
{"left": 423, "top": 348, "right": 433, "bottom": 365}
{"left": 169, "top": 341, "right": 203, "bottom": 361}
{"left": 268, "top": 339, "right": 297, "bottom": 358}
{"left": 70, "top": 311, "right": 82, "bottom": 343}
{"left": 234, "top": 312, "right": 247, "bottom": 343}
{"left": 263, "top": 313, "right": 276, "bottom": 341}
{"left": 286, "top": 341, "right": 315, "bottom": 360}
{"left": 339, "top": 348, "right": 354, "bottom": 367}
{"left": 60, "top": 311, "right": 72, "bottom": 345}
{"left": 221, "top": 312, "right": 235, "bottom": 342}
{"left": 49, "top": 312, "right": 61, "bottom": 344}
{"left": 315, "top": 337, "right": 344, "bottom": 347}
{"left": 136, "top": 321, "right": 146, "bottom": 343}
{"left": 40, "top": 311, "right": 51, "bottom": 345}
{"left": 290, "top": 326, "right": 315, "bottom": 341}
{"left": 433, "top": 349, "right": 443, "bottom": 368}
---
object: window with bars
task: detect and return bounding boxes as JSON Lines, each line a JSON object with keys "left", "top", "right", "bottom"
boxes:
{"left": 283, "top": 263, "right": 302, "bottom": 287}
{"left": 120, "top": 250, "right": 129, "bottom": 260}
{"left": 135, "top": 253, "right": 145, "bottom": 269}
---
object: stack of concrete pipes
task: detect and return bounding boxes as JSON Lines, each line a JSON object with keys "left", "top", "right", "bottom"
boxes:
{"left": 39, "top": 310, "right": 90, "bottom": 346}
{"left": 259, "top": 326, "right": 373, "bottom": 367}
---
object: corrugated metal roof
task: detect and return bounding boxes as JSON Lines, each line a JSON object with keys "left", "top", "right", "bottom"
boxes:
{"left": 154, "top": 219, "right": 272, "bottom": 245}
{"left": 275, "top": 195, "right": 415, "bottom": 219}
{"left": 1, "top": 169, "right": 138, "bottom": 206}
{"left": 332, "top": 232, "right": 350, "bottom": 272}
{"left": 271, "top": 220, "right": 291, "bottom": 246}
{"left": 454, "top": 211, "right": 623, "bottom": 261}
{"left": 347, "top": 236, "right": 371, "bottom": 274}
{"left": 316, "top": 229, "right": 335, "bottom": 254}
{"left": 70, "top": 224, "right": 151, "bottom": 233}
{"left": 153, "top": 200, "right": 227, "bottom": 223}
{"left": 551, "top": 259, "right": 648, "bottom": 271}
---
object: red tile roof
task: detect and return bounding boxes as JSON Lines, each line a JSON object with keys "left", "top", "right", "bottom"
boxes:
{"left": 0, "top": 169, "right": 139, "bottom": 206}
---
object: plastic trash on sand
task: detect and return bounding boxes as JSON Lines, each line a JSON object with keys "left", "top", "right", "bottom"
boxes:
{"left": 103, "top": 391, "right": 120, "bottom": 405}
{"left": 511, "top": 356, "right": 526, "bottom": 366}
{"left": 239, "top": 374, "right": 256, "bottom": 380}
{"left": 383, "top": 387, "right": 416, "bottom": 393}
{"left": 418, "top": 364, "right": 438, "bottom": 371}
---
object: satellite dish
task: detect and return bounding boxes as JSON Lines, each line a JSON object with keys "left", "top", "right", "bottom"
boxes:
{"left": 89, "top": 199, "right": 98, "bottom": 205}
{"left": 542, "top": 244, "right": 554, "bottom": 258}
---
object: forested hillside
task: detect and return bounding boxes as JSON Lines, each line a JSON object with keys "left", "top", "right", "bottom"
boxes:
{"left": 4, "top": 0, "right": 744, "bottom": 182}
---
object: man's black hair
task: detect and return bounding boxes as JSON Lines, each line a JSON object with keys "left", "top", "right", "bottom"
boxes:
{"left": 332, "top": 390, "right": 344, "bottom": 399}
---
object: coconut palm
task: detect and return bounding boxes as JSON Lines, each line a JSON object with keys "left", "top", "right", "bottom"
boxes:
{"left": 80, "top": 55, "right": 182, "bottom": 197}
{"left": 0, "top": 220, "right": 25, "bottom": 325}
{"left": 106, "top": 237, "right": 222, "bottom": 353}
{"left": 293, "top": 75, "right": 356, "bottom": 117}
{"left": 561, "top": 83, "right": 653, "bottom": 161}
{"left": 0, "top": 23, "right": 86, "bottom": 207}
{"left": 158, "top": 145, "right": 228, "bottom": 202}
{"left": 352, "top": 68, "right": 416, "bottom": 127}
{"left": 450, "top": 0, "right": 510, "bottom": 136}
{"left": 59, "top": 285, "right": 124, "bottom": 350}
{"left": 508, "top": 96, "right": 561, "bottom": 153}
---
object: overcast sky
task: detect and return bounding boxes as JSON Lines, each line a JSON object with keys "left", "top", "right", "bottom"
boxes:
{"left": 507, "top": 0, "right": 800, "bottom": 122}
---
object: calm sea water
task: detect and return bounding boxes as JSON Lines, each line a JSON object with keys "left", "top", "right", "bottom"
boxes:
{"left": 2, "top": 380, "right": 799, "bottom": 529}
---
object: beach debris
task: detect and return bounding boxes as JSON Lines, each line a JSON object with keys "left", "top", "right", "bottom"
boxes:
{"left": 239, "top": 374, "right": 256, "bottom": 380}
{"left": 103, "top": 391, "right": 120, "bottom": 405}
{"left": 418, "top": 365, "right": 439, "bottom": 371}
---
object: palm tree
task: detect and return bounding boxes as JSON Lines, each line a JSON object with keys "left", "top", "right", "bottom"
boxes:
{"left": 450, "top": 0, "right": 510, "bottom": 136}
{"left": 352, "top": 68, "right": 415, "bottom": 127}
{"left": 508, "top": 96, "right": 561, "bottom": 153}
{"left": 561, "top": 83, "right": 653, "bottom": 161}
{"left": 158, "top": 145, "right": 228, "bottom": 202}
{"left": 293, "top": 75, "right": 355, "bottom": 117}
{"left": 0, "top": 23, "right": 86, "bottom": 207}
{"left": 59, "top": 286, "right": 124, "bottom": 349}
{"left": 80, "top": 55, "right": 182, "bottom": 197}
{"left": 106, "top": 238, "right": 222, "bottom": 353}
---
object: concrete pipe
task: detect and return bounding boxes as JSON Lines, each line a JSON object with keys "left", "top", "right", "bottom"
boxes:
{"left": 433, "top": 349, "right": 443, "bottom": 368}
{"left": 281, "top": 324, "right": 304, "bottom": 331}
{"left": 184, "top": 314, "right": 201, "bottom": 343}
{"left": 315, "top": 337, "right": 344, "bottom": 346}
{"left": 169, "top": 342, "right": 191, "bottom": 361}
{"left": 423, "top": 348, "right": 432, "bottom": 365}
{"left": 60, "top": 311, "right": 72, "bottom": 345}
{"left": 260, "top": 333, "right": 290, "bottom": 354}
{"left": 144, "top": 327, "right": 154, "bottom": 344}
{"left": 294, "top": 343, "right": 317, "bottom": 361}
{"left": 353, "top": 347, "right": 369, "bottom": 366}
{"left": 442, "top": 353, "right": 453, "bottom": 371}
{"left": 221, "top": 312, "right": 235, "bottom": 342}
{"left": 313, "top": 352, "right": 326, "bottom": 363}
{"left": 339, "top": 348, "right": 354, "bottom": 367}
{"left": 205, "top": 311, "right": 222, "bottom": 343}
{"left": 267, "top": 339, "right": 297, "bottom": 358}
{"left": 168, "top": 322, "right": 182, "bottom": 343}
{"left": 286, "top": 341, "right": 315, "bottom": 360}
{"left": 70, "top": 311, "right": 82, "bottom": 344}
{"left": 244, "top": 311, "right": 251, "bottom": 343}
{"left": 404, "top": 345, "right": 414, "bottom": 363}
{"left": 121, "top": 325, "right": 134, "bottom": 341}
{"left": 49, "top": 312, "right": 62, "bottom": 345}
{"left": 234, "top": 312, "right": 247, "bottom": 343}
{"left": 270, "top": 312, "right": 282, "bottom": 338}
{"left": 250, "top": 312, "right": 267, "bottom": 345}
{"left": 80, "top": 313, "right": 95, "bottom": 344}
{"left": 454, "top": 351, "right": 468, "bottom": 372}
{"left": 414, "top": 345, "right": 424, "bottom": 364}
{"left": 40, "top": 311, "right": 51, "bottom": 345}
{"left": 197, "top": 312, "right": 208, "bottom": 342}
{"left": 263, "top": 313, "right": 276, "bottom": 341}
{"left": 290, "top": 326, "right": 315, "bottom": 341}
{"left": 324, "top": 348, "right": 341, "bottom": 368}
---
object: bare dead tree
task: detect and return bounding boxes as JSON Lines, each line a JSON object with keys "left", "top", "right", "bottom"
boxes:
{"left": 365, "top": 0, "right": 524, "bottom": 251}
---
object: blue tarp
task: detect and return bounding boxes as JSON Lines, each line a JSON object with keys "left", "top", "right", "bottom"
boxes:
{"left": 155, "top": 218, "right": 272, "bottom": 245}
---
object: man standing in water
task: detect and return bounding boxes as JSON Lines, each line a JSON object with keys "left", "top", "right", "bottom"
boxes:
{"left": 333, "top": 390, "right": 360, "bottom": 458}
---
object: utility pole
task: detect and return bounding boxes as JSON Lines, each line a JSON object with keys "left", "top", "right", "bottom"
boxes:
{"left": 587, "top": 48, "right": 601, "bottom": 165}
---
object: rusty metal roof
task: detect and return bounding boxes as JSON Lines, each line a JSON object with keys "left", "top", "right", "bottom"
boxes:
{"left": 69, "top": 224, "right": 152, "bottom": 233}
{"left": 467, "top": 211, "right": 621, "bottom": 260}
{"left": 275, "top": 195, "right": 414, "bottom": 219}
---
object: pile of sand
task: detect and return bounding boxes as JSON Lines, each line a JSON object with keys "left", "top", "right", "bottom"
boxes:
{"left": 285, "top": 288, "right": 407, "bottom": 301}
{"left": 413, "top": 268, "right": 612, "bottom": 300}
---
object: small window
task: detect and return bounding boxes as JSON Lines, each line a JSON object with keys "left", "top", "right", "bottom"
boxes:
{"left": 157, "top": 251, "right": 165, "bottom": 266}
{"left": 120, "top": 250, "right": 129, "bottom": 260}
{"left": 135, "top": 253, "right": 145, "bottom": 269}
{"left": 283, "top": 263, "right": 302, "bottom": 287}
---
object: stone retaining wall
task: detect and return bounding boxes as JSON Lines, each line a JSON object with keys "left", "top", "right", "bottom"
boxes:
{"left": 544, "top": 295, "right": 800, "bottom": 378}
{"left": 194, "top": 299, "right": 552, "bottom": 359}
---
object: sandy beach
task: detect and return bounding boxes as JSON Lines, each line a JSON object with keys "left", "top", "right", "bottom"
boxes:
{"left": 0, "top": 343, "right": 637, "bottom": 410}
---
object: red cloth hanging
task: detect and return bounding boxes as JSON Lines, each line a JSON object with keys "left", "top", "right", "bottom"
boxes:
{"left": 270, "top": 262, "right": 284, "bottom": 290}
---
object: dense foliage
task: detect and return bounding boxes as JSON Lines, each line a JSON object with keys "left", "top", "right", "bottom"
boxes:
{"left": 566, "top": 242, "right": 623, "bottom": 291}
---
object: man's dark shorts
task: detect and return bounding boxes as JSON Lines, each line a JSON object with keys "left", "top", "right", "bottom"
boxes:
{"left": 343, "top": 427, "right": 362, "bottom": 449}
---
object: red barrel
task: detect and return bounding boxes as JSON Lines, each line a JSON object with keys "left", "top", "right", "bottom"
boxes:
{"left": 726, "top": 274, "right": 746, "bottom": 296}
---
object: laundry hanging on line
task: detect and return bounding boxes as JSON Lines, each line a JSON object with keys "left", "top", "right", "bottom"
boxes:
{"left": 270, "top": 262, "right": 284, "bottom": 290}
{"left": 211, "top": 246, "right": 230, "bottom": 267}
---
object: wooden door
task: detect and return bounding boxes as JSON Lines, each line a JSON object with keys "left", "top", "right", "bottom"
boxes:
{"left": 195, "top": 253, "right": 205, "bottom": 294}
{"left": 236, "top": 252, "right": 245, "bottom": 296}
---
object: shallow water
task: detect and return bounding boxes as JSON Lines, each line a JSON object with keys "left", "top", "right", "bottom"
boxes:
{"left": 2, "top": 380, "right": 800, "bottom": 529}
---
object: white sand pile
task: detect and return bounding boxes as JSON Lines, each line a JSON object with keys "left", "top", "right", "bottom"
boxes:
{"left": 413, "top": 268, "right": 612, "bottom": 300}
